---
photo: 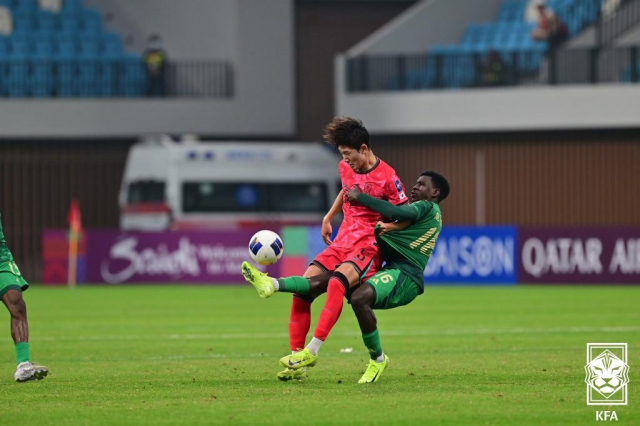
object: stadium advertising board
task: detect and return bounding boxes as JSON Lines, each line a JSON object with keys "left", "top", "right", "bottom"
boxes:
{"left": 519, "top": 227, "right": 640, "bottom": 284}
{"left": 86, "top": 230, "right": 280, "bottom": 284}
{"left": 423, "top": 227, "right": 517, "bottom": 285}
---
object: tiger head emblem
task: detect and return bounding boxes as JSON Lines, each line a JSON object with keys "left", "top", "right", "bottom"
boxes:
{"left": 584, "top": 350, "right": 630, "bottom": 398}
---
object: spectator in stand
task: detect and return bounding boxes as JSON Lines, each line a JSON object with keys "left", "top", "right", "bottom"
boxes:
{"left": 530, "top": 0, "right": 568, "bottom": 48}
{"left": 143, "top": 34, "right": 168, "bottom": 97}
{"left": 0, "top": 6, "right": 12, "bottom": 36}
{"left": 38, "top": 0, "right": 61, "bottom": 13}
{"left": 482, "top": 50, "right": 509, "bottom": 87}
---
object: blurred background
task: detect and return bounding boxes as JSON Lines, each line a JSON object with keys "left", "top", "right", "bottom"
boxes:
{"left": 1, "top": 0, "right": 639, "bottom": 287}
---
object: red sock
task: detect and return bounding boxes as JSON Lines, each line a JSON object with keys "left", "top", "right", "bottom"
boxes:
{"left": 289, "top": 295, "right": 312, "bottom": 351}
{"left": 313, "top": 273, "right": 348, "bottom": 341}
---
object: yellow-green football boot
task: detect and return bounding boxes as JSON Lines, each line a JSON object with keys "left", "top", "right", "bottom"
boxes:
{"left": 358, "top": 354, "right": 389, "bottom": 384}
{"left": 276, "top": 367, "right": 308, "bottom": 382}
{"left": 241, "top": 261, "right": 275, "bottom": 298}
{"left": 279, "top": 348, "right": 317, "bottom": 370}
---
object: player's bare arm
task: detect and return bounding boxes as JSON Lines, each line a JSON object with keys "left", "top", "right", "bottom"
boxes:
{"left": 376, "top": 220, "right": 411, "bottom": 235}
{"left": 321, "top": 192, "right": 344, "bottom": 245}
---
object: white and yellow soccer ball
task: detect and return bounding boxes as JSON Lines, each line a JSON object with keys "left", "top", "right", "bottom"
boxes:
{"left": 249, "top": 230, "right": 284, "bottom": 265}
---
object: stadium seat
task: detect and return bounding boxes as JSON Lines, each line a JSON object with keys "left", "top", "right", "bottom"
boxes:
{"left": 119, "top": 54, "right": 146, "bottom": 97}
{"left": 81, "top": 7, "right": 102, "bottom": 33}
{"left": 102, "top": 32, "right": 122, "bottom": 58}
{"left": 36, "top": 10, "right": 59, "bottom": 34}
{"left": 60, "top": 17, "right": 80, "bottom": 33}
{"left": 31, "top": 76, "right": 54, "bottom": 97}
{"left": 61, "top": 0, "right": 83, "bottom": 15}
{"left": 13, "top": 0, "right": 38, "bottom": 13}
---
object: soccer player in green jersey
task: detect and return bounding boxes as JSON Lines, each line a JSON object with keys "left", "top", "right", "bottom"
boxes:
{"left": 0, "top": 213, "right": 48, "bottom": 382}
{"left": 242, "top": 171, "right": 448, "bottom": 383}
{"left": 343, "top": 170, "right": 448, "bottom": 383}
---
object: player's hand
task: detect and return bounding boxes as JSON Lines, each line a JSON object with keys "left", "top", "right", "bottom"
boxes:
{"left": 321, "top": 219, "right": 333, "bottom": 245}
{"left": 376, "top": 221, "right": 392, "bottom": 236}
{"left": 346, "top": 185, "right": 362, "bottom": 202}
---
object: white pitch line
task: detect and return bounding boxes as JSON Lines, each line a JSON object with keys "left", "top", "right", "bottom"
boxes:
{"left": 2, "top": 326, "right": 638, "bottom": 343}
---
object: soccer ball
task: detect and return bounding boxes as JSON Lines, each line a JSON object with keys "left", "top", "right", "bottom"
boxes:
{"left": 249, "top": 230, "right": 284, "bottom": 265}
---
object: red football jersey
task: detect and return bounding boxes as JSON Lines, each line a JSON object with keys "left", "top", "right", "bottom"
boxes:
{"left": 333, "top": 158, "right": 407, "bottom": 248}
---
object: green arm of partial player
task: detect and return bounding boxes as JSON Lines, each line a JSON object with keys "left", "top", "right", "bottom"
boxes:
{"left": 356, "top": 194, "right": 419, "bottom": 222}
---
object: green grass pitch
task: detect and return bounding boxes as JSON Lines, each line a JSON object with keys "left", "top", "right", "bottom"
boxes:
{"left": 0, "top": 285, "right": 638, "bottom": 425}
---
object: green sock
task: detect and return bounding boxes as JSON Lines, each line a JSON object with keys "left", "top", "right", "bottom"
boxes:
{"left": 15, "top": 342, "right": 30, "bottom": 365}
{"left": 277, "top": 276, "right": 310, "bottom": 295}
{"left": 362, "top": 329, "right": 383, "bottom": 360}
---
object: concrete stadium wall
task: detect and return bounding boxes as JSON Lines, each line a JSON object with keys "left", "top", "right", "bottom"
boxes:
{"left": 347, "top": 0, "right": 504, "bottom": 56}
{"left": 0, "top": 0, "right": 294, "bottom": 138}
{"left": 85, "top": 0, "right": 238, "bottom": 60}
{"left": 295, "top": 0, "right": 413, "bottom": 140}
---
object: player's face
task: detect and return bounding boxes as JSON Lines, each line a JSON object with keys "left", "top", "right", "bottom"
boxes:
{"left": 411, "top": 176, "right": 437, "bottom": 202}
{"left": 338, "top": 145, "right": 367, "bottom": 171}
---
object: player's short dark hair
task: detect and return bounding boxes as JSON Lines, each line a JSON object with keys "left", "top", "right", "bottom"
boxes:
{"left": 323, "top": 116, "right": 369, "bottom": 150}
{"left": 421, "top": 170, "right": 450, "bottom": 202}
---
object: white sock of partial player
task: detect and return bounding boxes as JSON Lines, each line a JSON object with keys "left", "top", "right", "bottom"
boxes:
{"left": 271, "top": 277, "right": 279, "bottom": 291}
{"left": 375, "top": 353, "right": 385, "bottom": 363}
{"left": 306, "top": 337, "right": 323, "bottom": 355}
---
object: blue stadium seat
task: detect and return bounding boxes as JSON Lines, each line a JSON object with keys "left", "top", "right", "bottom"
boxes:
{"left": 13, "top": 0, "right": 37, "bottom": 12}
{"left": 62, "top": 0, "right": 84, "bottom": 14}
{"left": 36, "top": 10, "right": 59, "bottom": 34}
{"left": 9, "top": 36, "right": 31, "bottom": 58}
{"left": 82, "top": 8, "right": 103, "bottom": 32}
{"left": 77, "top": 78, "right": 98, "bottom": 97}
{"left": 55, "top": 35, "right": 78, "bottom": 84}
{"left": 60, "top": 17, "right": 80, "bottom": 33}
{"left": 13, "top": 12, "right": 37, "bottom": 34}
{"left": 119, "top": 54, "right": 146, "bottom": 97}
{"left": 102, "top": 32, "right": 123, "bottom": 58}
{"left": 57, "top": 80, "right": 78, "bottom": 97}
{"left": 6, "top": 52, "right": 30, "bottom": 98}
{"left": 32, "top": 80, "right": 55, "bottom": 97}
{"left": 0, "top": 38, "right": 7, "bottom": 96}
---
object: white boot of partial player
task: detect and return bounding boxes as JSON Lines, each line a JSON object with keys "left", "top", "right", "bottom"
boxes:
{"left": 14, "top": 362, "right": 49, "bottom": 382}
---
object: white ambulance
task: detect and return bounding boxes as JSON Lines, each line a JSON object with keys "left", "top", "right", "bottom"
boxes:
{"left": 119, "top": 140, "right": 341, "bottom": 230}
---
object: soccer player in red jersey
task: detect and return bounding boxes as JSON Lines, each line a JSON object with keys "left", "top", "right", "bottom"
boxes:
{"left": 241, "top": 117, "right": 407, "bottom": 380}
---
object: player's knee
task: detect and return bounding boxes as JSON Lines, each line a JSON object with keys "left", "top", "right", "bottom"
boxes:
{"left": 350, "top": 290, "right": 372, "bottom": 312}
{"left": 6, "top": 292, "right": 26, "bottom": 318}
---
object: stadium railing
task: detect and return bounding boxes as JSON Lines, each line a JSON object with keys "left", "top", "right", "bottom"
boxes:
{"left": 0, "top": 59, "right": 234, "bottom": 98}
{"left": 598, "top": 0, "right": 640, "bottom": 45}
{"left": 346, "top": 45, "right": 640, "bottom": 91}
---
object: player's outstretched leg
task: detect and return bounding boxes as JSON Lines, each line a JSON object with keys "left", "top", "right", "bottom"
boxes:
{"left": 1, "top": 288, "right": 48, "bottom": 382}
{"left": 241, "top": 261, "right": 275, "bottom": 298}
{"left": 350, "top": 284, "right": 388, "bottom": 384}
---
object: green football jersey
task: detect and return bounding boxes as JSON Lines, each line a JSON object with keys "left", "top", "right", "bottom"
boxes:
{"left": 375, "top": 201, "right": 442, "bottom": 289}
{"left": 0, "top": 213, "right": 14, "bottom": 263}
